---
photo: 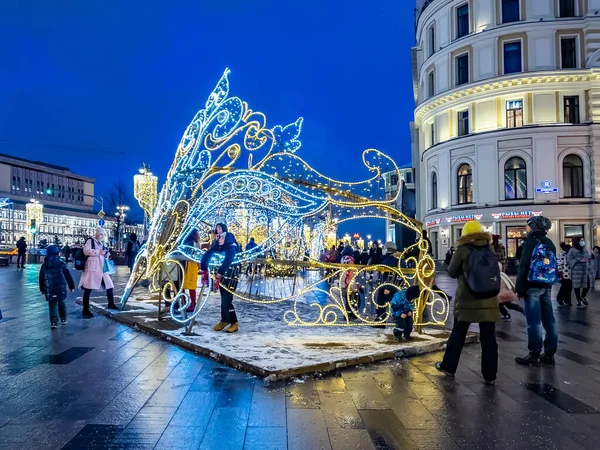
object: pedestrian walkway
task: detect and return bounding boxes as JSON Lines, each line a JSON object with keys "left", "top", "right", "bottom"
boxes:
{"left": 1, "top": 266, "right": 600, "bottom": 449}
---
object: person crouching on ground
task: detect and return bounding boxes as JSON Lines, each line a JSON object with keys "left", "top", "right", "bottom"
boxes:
{"left": 201, "top": 222, "right": 241, "bottom": 333}
{"left": 79, "top": 227, "right": 116, "bottom": 318}
{"left": 435, "top": 220, "right": 499, "bottom": 385}
{"left": 498, "top": 262, "right": 525, "bottom": 322}
{"left": 39, "top": 245, "right": 75, "bottom": 329}
{"left": 515, "top": 215, "right": 558, "bottom": 366}
{"left": 391, "top": 285, "right": 420, "bottom": 341}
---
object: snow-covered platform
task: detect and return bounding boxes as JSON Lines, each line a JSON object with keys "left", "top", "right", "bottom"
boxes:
{"left": 81, "top": 273, "right": 472, "bottom": 380}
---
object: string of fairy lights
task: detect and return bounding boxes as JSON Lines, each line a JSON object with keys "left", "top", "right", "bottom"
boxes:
{"left": 119, "top": 68, "right": 448, "bottom": 329}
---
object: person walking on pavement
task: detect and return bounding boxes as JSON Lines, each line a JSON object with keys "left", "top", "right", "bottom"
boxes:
{"left": 79, "top": 227, "right": 117, "bottom": 318}
{"left": 201, "top": 222, "right": 241, "bottom": 333}
{"left": 39, "top": 245, "right": 75, "bottom": 329}
{"left": 62, "top": 243, "right": 71, "bottom": 264}
{"left": 492, "top": 235, "right": 506, "bottom": 267}
{"left": 557, "top": 242, "right": 573, "bottom": 306}
{"left": 422, "top": 230, "right": 434, "bottom": 256}
{"left": 16, "top": 236, "right": 27, "bottom": 269}
{"left": 567, "top": 236, "right": 594, "bottom": 308}
{"left": 125, "top": 233, "right": 140, "bottom": 273}
{"left": 435, "top": 220, "right": 499, "bottom": 385}
{"left": 515, "top": 216, "right": 558, "bottom": 366}
{"left": 245, "top": 237, "right": 258, "bottom": 275}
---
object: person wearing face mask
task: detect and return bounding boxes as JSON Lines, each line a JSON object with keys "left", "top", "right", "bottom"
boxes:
{"left": 567, "top": 237, "right": 594, "bottom": 307}
{"left": 201, "top": 222, "right": 241, "bottom": 333}
{"left": 79, "top": 227, "right": 116, "bottom": 318}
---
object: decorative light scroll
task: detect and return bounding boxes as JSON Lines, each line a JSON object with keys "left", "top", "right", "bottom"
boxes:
{"left": 120, "top": 69, "right": 448, "bottom": 329}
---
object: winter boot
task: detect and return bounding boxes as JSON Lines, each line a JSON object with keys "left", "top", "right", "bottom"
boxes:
{"left": 106, "top": 289, "right": 119, "bottom": 310}
{"left": 225, "top": 323, "right": 239, "bottom": 333}
{"left": 540, "top": 354, "right": 555, "bottom": 365}
{"left": 214, "top": 321, "right": 229, "bottom": 332}
{"left": 50, "top": 322, "right": 58, "bottom": 330}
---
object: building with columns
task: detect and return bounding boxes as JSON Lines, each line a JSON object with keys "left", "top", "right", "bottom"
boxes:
{"left": 412, "top": 0, "right": 600, "bottom": 260}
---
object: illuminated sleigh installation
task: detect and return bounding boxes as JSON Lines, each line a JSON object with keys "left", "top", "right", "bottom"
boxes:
{"left": 120, "top": 69, "right": 448, "bottom": 330}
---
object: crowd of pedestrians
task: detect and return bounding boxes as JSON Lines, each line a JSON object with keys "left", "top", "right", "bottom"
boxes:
{"left": 436, "top": 215, "right": 569, "bottom": 385}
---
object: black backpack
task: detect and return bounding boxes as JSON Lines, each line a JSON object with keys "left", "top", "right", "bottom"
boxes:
{"left": 74, "top": 239, "right": 95, "bottom": 271}
{"left": 464, "top": 245, "right": 501, "bottom": 299}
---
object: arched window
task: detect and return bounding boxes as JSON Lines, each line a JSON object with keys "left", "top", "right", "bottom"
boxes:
{"left": 563, "top": 154, "right": 584, "bottom": 198}
{"left": 431, "top": 172, "right": 438, "bottom": 209}
{"left": 504, "top": 157, "right": 527, "bottom": 200}
{"left": 457, "top": 164, "right": 473, "bottom": 204}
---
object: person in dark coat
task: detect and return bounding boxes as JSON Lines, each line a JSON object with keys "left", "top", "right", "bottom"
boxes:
{"left": 369, "top": 241, "right": 383, "bottom": 265}
{"left": 567, "top": 236, "right": 594, "bottom": 307}
{"left": 515, "top": 215, "right": 558, "bottom": 366}
{"left": 245, "top": 237, "right": 258, "bottom": 275}
{"left": 39, "top": 245, "right": 75, "bottom": 329}
{"left": 16, "top": 236, "right": 27, "bottom": 269}
{"left": 201, "top": 222, "right": 241, "bottom": 333}
{"left": 352, "top": 244, "right": 361, "bottom": 264}
{"left": 435, "top": 220, "right": 499, "bottom": 385}
{"left": 125, "top": 233, "right": 140, "bottom": 273}
{"left": 360, "top": 248, "right": 369, "bottom": 265}
{"left": 422, "top": 230, "right": 434, "bottom": 256}
{"left": 336, "top": 243, "right": 344, "bottom": 263}
{"left": 372, "top": 241, "right": 401, "bottom": 327}
{"left": 62, "top": 244, "right": 71, "bottom": 263}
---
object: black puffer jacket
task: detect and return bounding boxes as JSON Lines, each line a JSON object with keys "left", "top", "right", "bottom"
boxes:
{"left": 39, "top": 255, "right": 75, "bottom": 301}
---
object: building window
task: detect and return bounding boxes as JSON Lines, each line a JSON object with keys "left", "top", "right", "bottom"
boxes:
{"left": 559, "top": 0, "right": 576, "bottom": 17}
{"left": 457, "top": 110, "right": 469, "bottom": 136}
{"left": 457, "top": 163, "right": 473, "bottom": 204}
{"left": 564, "top": 224, "right": 584, "bottom": 245}
{"left": 504, "top": 157, "right": 527, "bottom": 200}
{"left": 456, "top": 54, "right": 469, "bottom": 86}
{"left": 563, "top": 154, "right": 584, "bottom": 198}
{"left": 506, "top": 100, "right": 523, "bottom": 128}
{"left": 561, "top": 37, "right": 577, "bottom": 69}
{"left": 456, "top": 4, "right": 469, "bottom": 39}
{"left": 564, "top": 96, "right": 580, "bottom": 124}
{"left": 502, "top": 0, "right": 520, "bottom": 24}
{"left": 390, "top": 174, "right": 399, "bottom": 186}
{"left": 430, "top": 123, "right": 435, "bottom": 147}
{"left": 428, "top": 70, "right": 435, "bottom": 98}
{"left": 503, "top": 41, "right": 522, "bottom": 74}
{"left": 406, "top": 171, "right": 413, "bottom": 183}
{"left": 431, "top": 172, "right": 438, "bottom": 209}
{"left": 428, "top": 25, "right": 436, "bottom": 57}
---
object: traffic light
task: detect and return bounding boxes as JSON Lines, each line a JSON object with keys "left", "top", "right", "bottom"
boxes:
{"left": 45, "top": 187, "right": 53, "bottom": 195}
{"left": 30, "top": 219, "right": 37, "bottom": 234}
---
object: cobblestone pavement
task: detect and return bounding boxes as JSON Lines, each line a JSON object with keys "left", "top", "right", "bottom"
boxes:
{"left": 1, "top": 266, "right": 600, "bottom": 449}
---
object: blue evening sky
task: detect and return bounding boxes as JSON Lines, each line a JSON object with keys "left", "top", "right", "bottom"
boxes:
{"left": 0, "top": 0, "right": 415, "bottom": 240}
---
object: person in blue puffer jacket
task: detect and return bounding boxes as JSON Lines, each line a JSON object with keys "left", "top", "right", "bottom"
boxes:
{"left": 39, "top": 245, "right": 75, "bottom": 329}
{"left": 391, "top": 285, "right": 420, "bottom": 341}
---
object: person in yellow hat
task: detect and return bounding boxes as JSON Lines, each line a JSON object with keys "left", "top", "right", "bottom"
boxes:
{"left": 435, "top": 220, "right": 500, "bottom": 385}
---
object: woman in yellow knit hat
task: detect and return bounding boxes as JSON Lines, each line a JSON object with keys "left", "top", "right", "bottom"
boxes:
{"left": 435, "top": 220, "right": 500, "bottom": 385}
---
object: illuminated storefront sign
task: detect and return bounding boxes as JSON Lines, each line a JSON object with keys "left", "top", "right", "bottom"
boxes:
{"left": 425, "top": 219, "right": 441, "bottom": 227}
{"left": 491, "top": 211, "right": 542, "bottom": 220}
{"left": 536, "top": 180, "right": 558, "bottom": 194}
{"left": 445, "top": 214, "right": 483, "bottom": 223}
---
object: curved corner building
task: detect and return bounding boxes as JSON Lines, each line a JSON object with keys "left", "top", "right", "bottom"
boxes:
{"left": 412, "top": 0, "right": 600, "bottom": 260}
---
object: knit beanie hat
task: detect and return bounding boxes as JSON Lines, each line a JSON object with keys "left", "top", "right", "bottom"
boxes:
{"left": 405, "top": 285, "right": 421, "bottom": 301}
{"left": 46, "top": 245, "right": 60, "bottom": 256}
{"left": 462, "top": 221, "right": 482, "bottom": 236}
{"left": 527, "top": 215, "right": 551, "bottom": 232}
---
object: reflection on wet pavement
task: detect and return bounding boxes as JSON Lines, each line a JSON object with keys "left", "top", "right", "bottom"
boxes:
{"left": 0, "top": 267, "right": 599, "bottom": 449}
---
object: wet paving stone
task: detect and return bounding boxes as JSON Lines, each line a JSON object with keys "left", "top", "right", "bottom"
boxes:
{"left": 1, "top": 268, "right": 600, "bottom": 449}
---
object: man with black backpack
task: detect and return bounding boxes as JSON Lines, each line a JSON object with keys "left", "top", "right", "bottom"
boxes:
{"left": 435, "top": 220, "right": 500, "bottom": 385}
{"left": 515, "top": 215, "right": 558, "bottom": 366}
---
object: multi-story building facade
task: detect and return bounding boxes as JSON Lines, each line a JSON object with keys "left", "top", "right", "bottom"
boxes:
{"left": 0, "top": 153, "right": 138, "bottom": 247}
{"left": 412, "top": 0, "right": 600, "bottom": 260}
{"left": 383, "top": 164, "right": 416, "bottom": 246}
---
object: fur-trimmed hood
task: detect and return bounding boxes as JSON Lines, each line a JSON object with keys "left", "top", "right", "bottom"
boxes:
{"left": 456, "top": 231, "right": 492, "bottom": 247}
